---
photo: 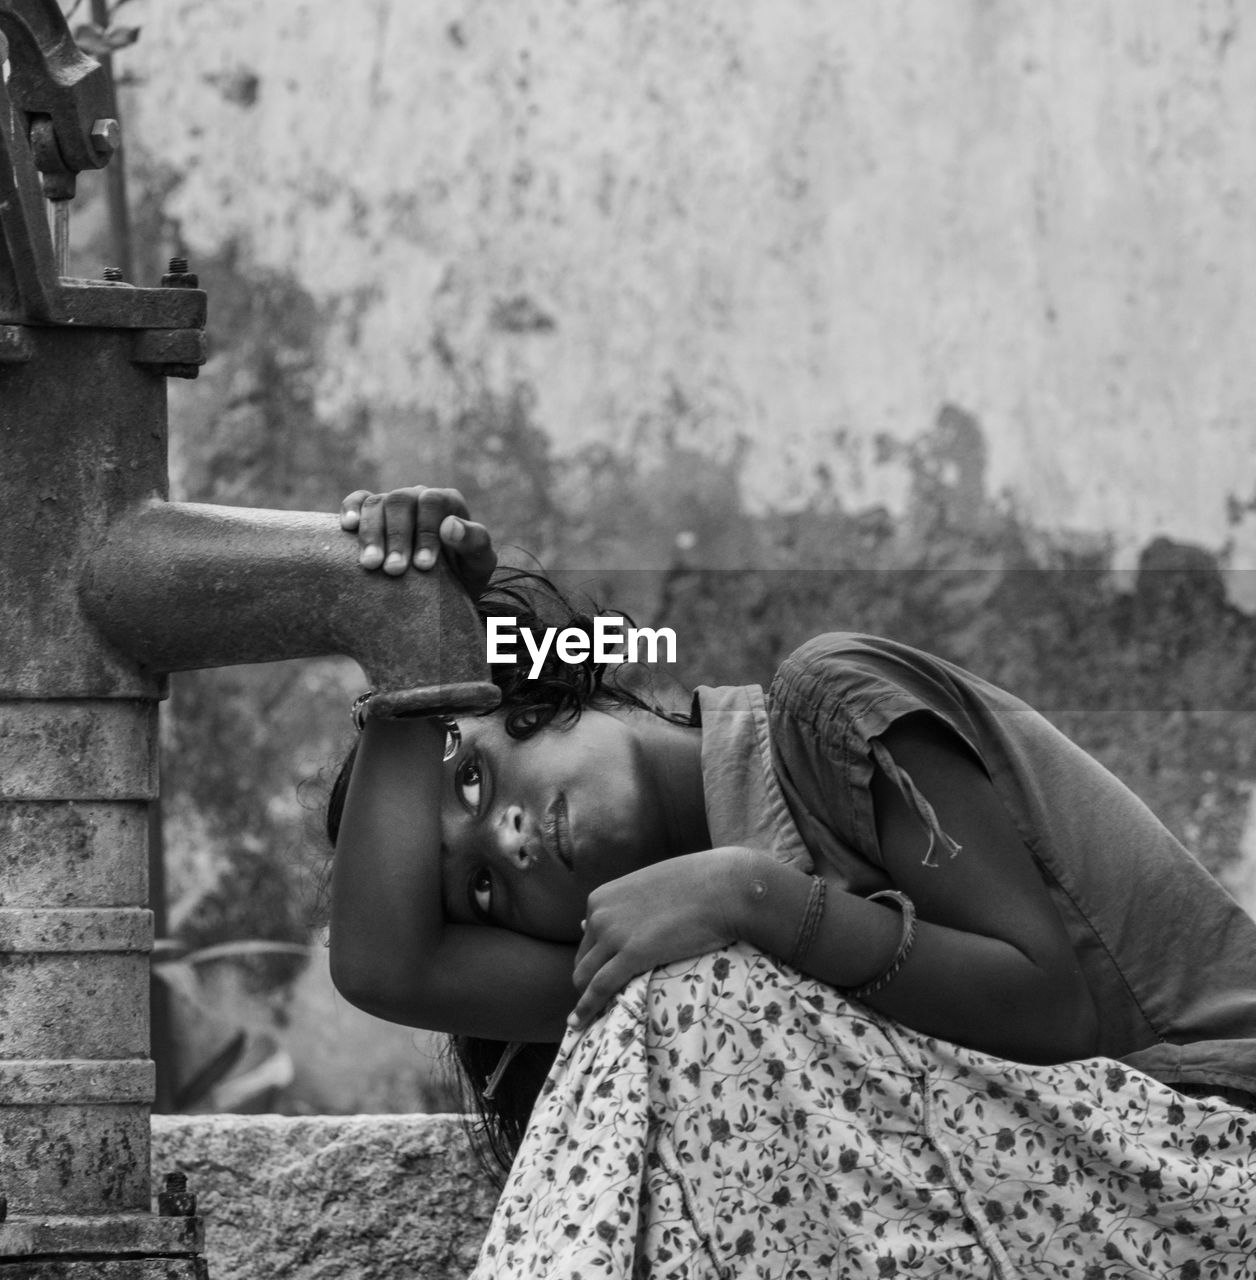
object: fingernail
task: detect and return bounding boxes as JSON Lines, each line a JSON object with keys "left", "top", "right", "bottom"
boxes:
{"left": 340, "top": 511, "right": 359, "bottom": 529}
{"left": 444, "top": 516, "right": 465, "bottom": 543}
{"left": 360, "top": 546, "right": 383, "bottom": 569}
{"left": 414, "top": 548, "right": 435, "bottom": 570}
{"left": 384, "top": 551, "right": 406, "bottom": 572}
{"left": 566, "top": 1014, "right": 580, "bottom": 1030}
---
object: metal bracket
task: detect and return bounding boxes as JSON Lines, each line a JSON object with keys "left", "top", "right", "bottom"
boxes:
{"left": 0, "top": 0, "right": 116, "bottom": 182}
{"left": 0, "top": 0, "right": 143, "bottom": 322}
{"left": 0, "top": 42, "right": 66, "bottom": 322}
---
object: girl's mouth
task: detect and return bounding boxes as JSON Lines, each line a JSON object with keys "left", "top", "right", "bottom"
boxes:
{"left": 544, "top": 794, "right": 574, "bottom": 873}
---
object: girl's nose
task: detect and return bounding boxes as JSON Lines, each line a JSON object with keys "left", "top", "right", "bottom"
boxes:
{"left": 495, "top": 804, "right": 534, "bottom": 868}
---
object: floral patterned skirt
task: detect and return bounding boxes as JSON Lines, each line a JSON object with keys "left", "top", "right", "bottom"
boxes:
{"left": 472, "top": 944, "right": 1256, "bottom": 1280}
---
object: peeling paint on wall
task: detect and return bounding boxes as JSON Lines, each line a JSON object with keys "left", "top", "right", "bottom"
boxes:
{"left": 106, "top": 0, "right": 1256, "bottom": 599}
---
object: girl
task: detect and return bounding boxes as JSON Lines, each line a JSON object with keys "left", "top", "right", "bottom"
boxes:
{"left": 328, "top": 484, "right": 1256, "bottom": 1276}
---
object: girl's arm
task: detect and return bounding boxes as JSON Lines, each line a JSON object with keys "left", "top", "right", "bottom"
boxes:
{"left": 329, "top": 715, "right": 577, "bottom": 1041}
{"left": 573, "top": 713, "right": 1099, "bottom": 1064}
{"left": 329, "top": 483, "right": 576, "bottom": 1042}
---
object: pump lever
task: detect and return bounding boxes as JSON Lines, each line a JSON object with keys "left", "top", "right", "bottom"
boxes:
{"left": 0, "top": 0, "right": 117, "bottom": 195}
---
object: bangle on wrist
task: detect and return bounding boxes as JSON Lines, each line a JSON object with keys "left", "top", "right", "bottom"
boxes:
{"left": 842, "top": 889, "right": 917, "bottom": 1000}
{"left": 351, "top": 681, "right": 500, "bottom": 731}
{"left": 789, "top": 875, "right": 828, "bottom": 968}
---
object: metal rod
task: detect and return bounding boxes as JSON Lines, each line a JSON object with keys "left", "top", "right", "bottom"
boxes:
{"left": 89, "top": 0, "right": 134, "bottom": 282}
{"left": 51, "top": 199, "right": 69, "bottom": 277}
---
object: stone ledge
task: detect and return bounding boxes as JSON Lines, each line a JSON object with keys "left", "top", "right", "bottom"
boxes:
{"left": 151, "top": 1113, "right": 498, "bottom": 1280}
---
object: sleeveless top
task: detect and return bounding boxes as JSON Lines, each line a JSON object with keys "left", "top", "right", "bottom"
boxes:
{"left": 695, "top": 631, "right": 1256, "bottom": 1095}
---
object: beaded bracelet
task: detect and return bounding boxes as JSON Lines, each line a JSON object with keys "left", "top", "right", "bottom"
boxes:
{"left": 789, "top": 875, "right": 828, "bottom": 968}
{"left": 350, "top": 681, "right": 500, "bottom": 731}
{"left": 843, "top": 889, "right": 917, "bottom": 1000}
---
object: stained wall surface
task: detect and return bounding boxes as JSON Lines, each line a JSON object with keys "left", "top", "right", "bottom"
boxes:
{"left": 120, "top": 0, "right": 1256, "bottom": 584}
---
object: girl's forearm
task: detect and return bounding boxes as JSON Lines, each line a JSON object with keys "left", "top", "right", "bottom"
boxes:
{"left": 725, "top": 849, "right": 1099, "bottom": 1064}
{"left": 329, "top": 716, "right": 577, "bottom": 1041}
{"left": 329, "top": 716, "right": 448, "bottom": 1003}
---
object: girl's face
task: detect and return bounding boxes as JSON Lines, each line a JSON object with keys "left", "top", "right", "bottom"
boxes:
{"left": 437, "top": 707, "right": 675, "bottom": 942}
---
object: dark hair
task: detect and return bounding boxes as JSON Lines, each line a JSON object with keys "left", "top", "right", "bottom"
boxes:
{"left": 322, "top": 566, "right": 691, "bottom": 1179}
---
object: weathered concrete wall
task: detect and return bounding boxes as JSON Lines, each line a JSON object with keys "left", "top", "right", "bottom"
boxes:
{"left": 118, "top": 0, "right": 1256, "bottom": 588}
{"left": 150, "top": 1114, "right": 496, "bottom": 1279}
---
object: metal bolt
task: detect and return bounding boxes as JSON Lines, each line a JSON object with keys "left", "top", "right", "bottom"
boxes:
{"left": 157, "top": 1170, "right": 197, "bottom": 1217}
{"left": 161, "top": 257, "right": 199, "bottom": 290}
{"left": 102, "top": 267, "right": 124, "bottom": 282}
{"left": 90, "top": 118, "right": 121, "bottom": 158}
{"left": 0, "top": 326, "right": 34, "bottom": 364}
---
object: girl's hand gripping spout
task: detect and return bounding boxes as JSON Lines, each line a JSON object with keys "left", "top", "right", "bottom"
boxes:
{"left": 568, "top": 847, "right": 753, "bottom": 1032}
{"left": 340, "top": 484, "right": 498, "bottom": 598}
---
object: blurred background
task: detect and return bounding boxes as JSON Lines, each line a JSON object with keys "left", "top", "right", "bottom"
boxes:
{"left": 55, "top": 0, "right": 1256, "bottom": 1115}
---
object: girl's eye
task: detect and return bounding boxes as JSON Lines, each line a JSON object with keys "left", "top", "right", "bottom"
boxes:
{"left": 456, "top": 757, "right": 483, "bottom": 811}
{"left": 442, "top": 719, "right": 461, "bottom": 762}
{"left": 471, "top": 868, "right": 493, "bottom": 918}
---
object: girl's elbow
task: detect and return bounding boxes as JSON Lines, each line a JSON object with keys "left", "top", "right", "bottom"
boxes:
{"left": 985, "top": 963, "right": 1098, "bottom": 1065}
{"left": 328, "top": 950, "right": 369, "bottom": 1009}
{"left": 1061, "top": 982, "right": 1101, "bottom": 1060}
{"left": 330, "top": 949, "right": 437, "bottom": 1028}
{"left": 1030, "top": 974, "right": 1100, "bottom": 1063}
{"left": 329, "top": 943, "right": 385, "bottom": 1015}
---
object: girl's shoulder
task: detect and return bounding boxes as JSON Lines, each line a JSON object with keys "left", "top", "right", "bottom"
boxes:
{"left": 769, "top": 631, "right": 979, "bottom": 744}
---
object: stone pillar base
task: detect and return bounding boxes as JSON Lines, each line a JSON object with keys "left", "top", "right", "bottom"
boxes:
{"left": 0, "top": 1213, "right": 204, "bottom": 1278}
{"left": 151, "top": 1114, "right": 498, "bottom": 1280}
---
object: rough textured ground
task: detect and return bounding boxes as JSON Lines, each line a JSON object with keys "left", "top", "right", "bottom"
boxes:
{"left": 151, "top": 1115, "right": 497, "bottom": 1279}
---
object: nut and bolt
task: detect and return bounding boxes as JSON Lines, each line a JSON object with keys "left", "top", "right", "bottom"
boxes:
{"left": 101, "top": 266, "right": 124, "bottom": 281}
{"left": 90, "top": 118, "right": 121, "bottom": 158}
{"left": 161, "top": 256, "right": 199, "bottom": 290}
{"left": 0, "top": 326, "right": 33, "bottom": 364}
{"left": 158, "top": 1170, "right": 197, "bottom": 1218}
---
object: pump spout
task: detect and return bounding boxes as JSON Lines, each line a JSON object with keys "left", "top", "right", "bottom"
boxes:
{"left": 80, "top": 499, "right": 500, "bottom": 717}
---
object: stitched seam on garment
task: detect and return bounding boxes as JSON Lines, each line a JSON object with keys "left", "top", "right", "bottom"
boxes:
{"left": 773, "top": 671, "right": 961, "bottom": 867}
{"left": 768, "top": 668, "right": 879, "bottom": 861}
{"left": 650, "top": 1129, "right": 731, "bottom": 1280}
{"left": 1027, "top": 855, "right": 1168, "bottom": 1047}
{"left": 880, "top": 1020, "right": 1016, "bottom": 1280}
{"left": 1164, "top": 1066, "right": 1256, "bottom": 1092}
{"left": 746, "top": 685, "right": 812, "bottom": 869}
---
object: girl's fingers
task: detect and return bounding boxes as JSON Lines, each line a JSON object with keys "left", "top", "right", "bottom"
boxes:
{"left": 356, "top": 492, "right": 387, "bottom": 569}
{"left": 569, "top": 954, "right": 634, "bottom": 1030}
{"left": 573, "top": 922, "right": 594, "bottom": 973}
{"left": 572, "top": 931, "right": 610, "bottom": 992}
{"left": 347, "top": 484, "right": 492, "bottom": 591}
{"left": 440, "top": 516, "right": 498, "bottom": 596}
{"left": 414, "top": 487, "right": 470, "bottom": 570}
{"left": 339, "top": 490, "right": 371, "bottom": 531}
{"left": 381, "top": 488, "right": 422, "bottom": 576}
